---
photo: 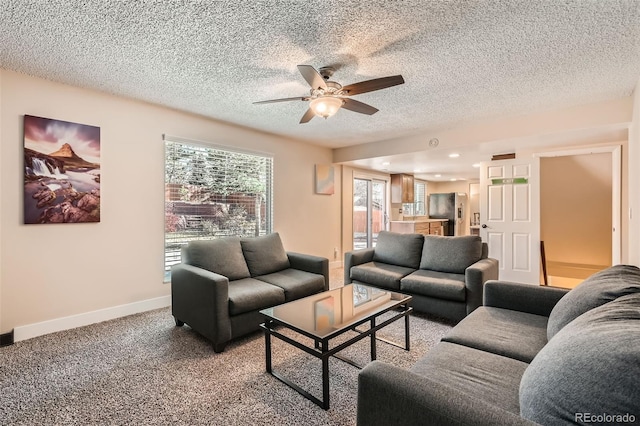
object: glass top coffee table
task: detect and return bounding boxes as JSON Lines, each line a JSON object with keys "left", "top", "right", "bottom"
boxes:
{"left": 259, "top": 284, "right": 412, "bottom": 410}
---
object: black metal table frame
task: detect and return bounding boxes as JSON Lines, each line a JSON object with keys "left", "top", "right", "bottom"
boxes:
{"left": 260, "top": 301, "right": 412, "bottom": 410}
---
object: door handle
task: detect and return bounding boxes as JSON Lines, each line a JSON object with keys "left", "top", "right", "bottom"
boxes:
{"left": 481, "top": 224, "right": 489, "bottom": 228}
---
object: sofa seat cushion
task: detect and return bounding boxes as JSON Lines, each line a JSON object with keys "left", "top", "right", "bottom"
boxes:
{"left": 372, "top": 231, "right": 424, "bottom": 269}
{"left": 520, "top": 293, "right": 640, "bottom": 425}
{"left": 182, "top": 237, "right": 250, "bottom": 280}
{"left": 420, "top": 235, "right": 483, "bottom": 273}
{"left": 256, "top": 268, "right": 325, "bottom": 301}
{"left": 400, "top": 270, "right": 466, "bottom": 301}
{"left": 411, "top": 341, "right": 529, "bottom": 415}
{"left": 442, "top": 306, "right": 548, "bottom": 363}
{"left": 240, "top": 233, "right": 291, "bottom": 277}
{"left": 547, "top": 264, "right": 640, "bottom": 339}
{"left": 227, "top": 278, "right": 285, "bottom": 316}
{"left": 350, "top": 261, "right": 416, "bottom": 290}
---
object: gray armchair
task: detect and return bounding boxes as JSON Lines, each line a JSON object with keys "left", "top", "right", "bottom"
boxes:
{"left": 171, "top": 233, "right": 329, "bottom": 352}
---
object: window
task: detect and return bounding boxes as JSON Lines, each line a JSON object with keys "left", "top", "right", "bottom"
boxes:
{"left": 414, "top": 180, "right": 427, "bottom": 216}
{"left": 164, "top": 136, "right": 273, "bottom": 279}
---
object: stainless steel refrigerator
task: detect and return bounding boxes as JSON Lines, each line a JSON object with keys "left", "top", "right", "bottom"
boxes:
{"left": 428, "top": 192, "right": 468, "bottom": 236}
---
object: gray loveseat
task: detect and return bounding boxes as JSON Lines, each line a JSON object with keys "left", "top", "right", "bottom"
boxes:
{"left": 344, "top": 231, "right": 498, "bottom": 321}
{"left": 357, "top": 264, "right": 640, "bottom": 425}
{"left": 171, "top": 232, "right": 329, "bottom": 352}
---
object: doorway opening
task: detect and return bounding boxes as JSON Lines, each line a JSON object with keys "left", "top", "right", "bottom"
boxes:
{"left": 353, "top": 178, "right": 387, "bottom": 250}
{"left": 539, "top": 146, "right": 620, "bottom": 289}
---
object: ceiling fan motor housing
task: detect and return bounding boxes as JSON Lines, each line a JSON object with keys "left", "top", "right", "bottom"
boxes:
{"left": 318, "top": 66, "right": 335, "bottom": 80}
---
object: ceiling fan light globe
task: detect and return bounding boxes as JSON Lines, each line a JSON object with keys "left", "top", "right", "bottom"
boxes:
{"left": 310, "top": 96, "right": 343, "bottom": 119}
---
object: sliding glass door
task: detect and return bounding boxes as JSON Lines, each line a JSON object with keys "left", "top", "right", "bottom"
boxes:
{"left": 353, "top": 178, "right": 387, "bottom": 249}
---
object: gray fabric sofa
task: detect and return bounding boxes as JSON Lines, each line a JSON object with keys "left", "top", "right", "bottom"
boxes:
{"left": 344, "top": 231, "right": 498, "bottom": 321}
{"left": 171, "top": 232, "right": 329, "bottom": 352}
{"left": 357, "top": 264, "right": 640, "bottom": 425}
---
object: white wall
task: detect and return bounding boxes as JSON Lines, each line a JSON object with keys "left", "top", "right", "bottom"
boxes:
{"left": 427, "top": 180, "right": 471, "bottom": 195}
{"left": 630, "top": 76, "right": 640, "bottom": 266}
{"left": 0, "top": 69, "right": 341, "bottom": 335}
{"left": 334, "top": 98, "right": 632, "bottom": 163}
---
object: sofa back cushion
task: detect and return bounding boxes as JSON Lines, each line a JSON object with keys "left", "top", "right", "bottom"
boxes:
{"left": 372, "top": 231, "right": 424, "bottom": 269}
{"left": 547, "top": 264, "right": 640, "bottom": 339}
{"left": 182, "top": 237, "right": 250, "bottom": 280}
{"left": 420, "top": 235, "right": 483, "bottom": 274}
{"left": 241, "top": 232, "right": 290, "bottom": 276}
{"left": 520, "top": 293, "right": 640, "bottom": 425}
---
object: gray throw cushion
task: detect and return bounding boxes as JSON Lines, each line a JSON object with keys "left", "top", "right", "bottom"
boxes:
{"left": 182, "top": 237, "right": 250, "bottom": 280}
{"left": 547, "top": 264, "right": 640, "bottom": 339}
{"left": 520, "top": 293, "right": 640, "bottom": 425}
{"left": 240, "top": 232, "right": 290, "bottom": 276}
{"left": 420, "top": 235, "right": 482, "bottom": 274}
{"left": 372, "top": 231, "right": 424, "bottom": 269}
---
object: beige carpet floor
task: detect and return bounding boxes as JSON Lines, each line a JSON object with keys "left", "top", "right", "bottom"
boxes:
{"left": 0, "top": 300, "right": 454, "bottom": 425}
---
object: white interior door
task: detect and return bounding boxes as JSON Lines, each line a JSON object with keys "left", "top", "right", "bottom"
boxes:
{"left": 480, "top": 157, "right": 540, "bottom": 284}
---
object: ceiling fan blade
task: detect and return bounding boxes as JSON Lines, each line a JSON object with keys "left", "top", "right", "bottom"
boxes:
{"left": 253, "top": 97, "right": 308, "bottom": 104}
{"left": 341, "top": 75, "right": 405, "bottom": 96}
{"left": 341, "top": 98, "right": 379, "bottom": 115}
{"left": 297, "top": 65, "right": 327, "bottom": 90}
{"left": 299, "top": 108, "right": 316, "bottom": 124}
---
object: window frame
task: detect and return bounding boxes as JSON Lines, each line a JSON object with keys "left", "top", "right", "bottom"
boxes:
{"left": 163, "top": 135, "right": 273, "bottom": 281}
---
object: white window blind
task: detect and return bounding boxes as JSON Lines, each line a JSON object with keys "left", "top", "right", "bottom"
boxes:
{"left": 164, "top": 137, "right": 273, "bottom": 279}
{"left": 414, "top": 181, "right": 426, "bottom": 216}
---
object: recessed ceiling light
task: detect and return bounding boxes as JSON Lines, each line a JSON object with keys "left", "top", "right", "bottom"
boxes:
{"left": 413, "top": 169, "right": 421, "bottom": 173}
{"left": 382, "top": 161, "right": 390, "bottom": 166}
{"left": 472, "top": 163, "right": 481, "bottom": 168}
{"left": 450, "top": 178, "right": 457, "bottom": 181}
{"left": 449, "top": 153, "right": 460, "bottom": 158}
{"left": 434, "top": 174, "right": 442, "bottom": 178}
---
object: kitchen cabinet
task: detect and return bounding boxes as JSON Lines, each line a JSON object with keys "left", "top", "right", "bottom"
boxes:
{"left": 390, "top": 219, "right": 447, "bottom": 236}
{"left": 390, "top": 174, "right": 414, "bottom": 203}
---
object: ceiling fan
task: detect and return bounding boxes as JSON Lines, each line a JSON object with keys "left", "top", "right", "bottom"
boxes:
{"left": 254, "top": 65, "right": 405, "bottom": 124}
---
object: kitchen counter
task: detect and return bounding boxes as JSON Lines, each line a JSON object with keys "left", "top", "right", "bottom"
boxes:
{"left": 392, "top": 219, "right": 448, "bottom": 223}
{"left": 390, "top": 219, "right": 447, "bottom": 236}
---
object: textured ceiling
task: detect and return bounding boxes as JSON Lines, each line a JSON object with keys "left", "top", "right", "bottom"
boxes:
{"left": 2, "top": 1, "right": 640, "bottom": 162}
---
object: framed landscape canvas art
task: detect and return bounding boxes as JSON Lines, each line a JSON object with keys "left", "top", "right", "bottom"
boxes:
{"left": 23, "top": 115, "right": 101, "bottom": 224}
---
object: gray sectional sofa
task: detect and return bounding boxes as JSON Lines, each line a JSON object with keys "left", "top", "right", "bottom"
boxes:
{"left": 357, "top": 264, "right": 640, "bottom": 425}
{"left": 171, "top": 233, "right": 329, "bottom": 352}
{"left": 344, "top": 231, "right": 498, "bottom": 321}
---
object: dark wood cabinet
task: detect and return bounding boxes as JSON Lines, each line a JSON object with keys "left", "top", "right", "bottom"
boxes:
{"left": 390, "top": 174, "right": 414, "bottom": 203}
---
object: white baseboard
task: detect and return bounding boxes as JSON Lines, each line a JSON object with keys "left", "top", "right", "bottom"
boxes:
{"left": 330, "top": 260, "right": 343, "bottom": 269}
{"left": 546, "top": 261, "right": 607, "bottom": 280}
{"left": 13, "top": 295, "right": 171, "bottom": 342}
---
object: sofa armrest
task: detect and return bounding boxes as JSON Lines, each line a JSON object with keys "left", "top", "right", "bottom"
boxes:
{"left": 170, "top": 263, "right": 232, "bottom": 349}
{"left": 344, "top": 248, "right": 375, "bottom": 284}
{"left": 287, "top": 252, "right": 330, "bottom": 291}
{"left": 465, "top": 258, "right": 499, "bottom": 315}
{"left": 358, "top": 361, "right": 536, "bottom": 426}
{"left": 483, "top": 280, "right": 569, "bottom": 317}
